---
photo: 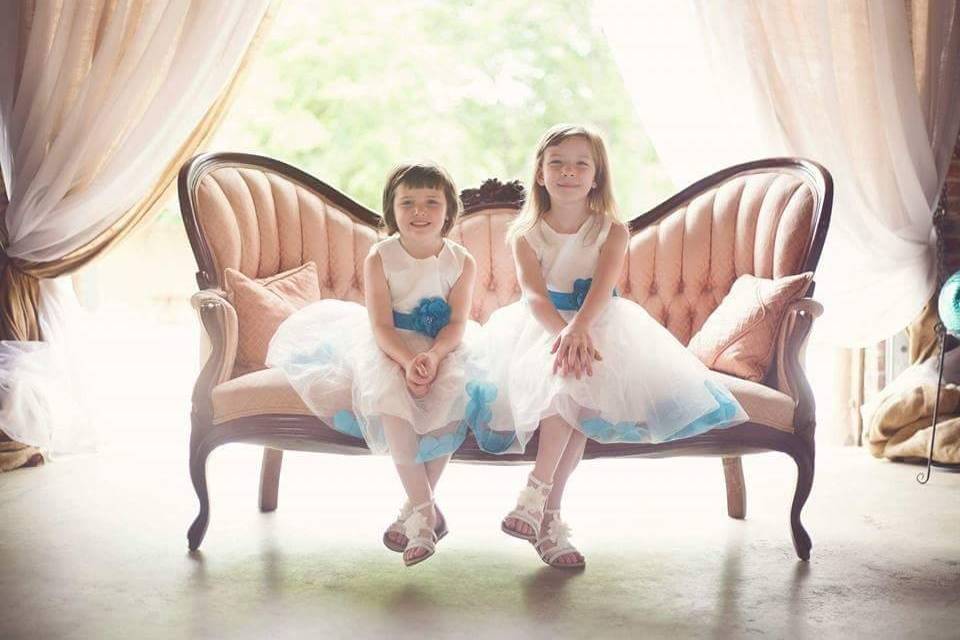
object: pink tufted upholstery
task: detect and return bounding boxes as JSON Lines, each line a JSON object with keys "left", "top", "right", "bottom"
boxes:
{"left": 620, "top": 173, "right": 814, "bottom": 345}
{"left": 184, "top": 158, "right": 819, "bottom": 381}
{"left": 448, "top": 209, "right": 522, "bottom": 323}
{"left": 190, "top": 167, "right": 523, "bottom": 324}
{"left": 193, "top": 164, "right": 380, "bottom": 304}
{"left": 448, "top": 172, "right": 817, "bottom": 337}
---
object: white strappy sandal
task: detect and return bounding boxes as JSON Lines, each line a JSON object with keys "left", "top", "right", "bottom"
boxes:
{"left": 533, "top": 509, "right": 585, "bottom": 569}
{"left": 383, "top": 501, "right": 448, "bottom": 553}
{"left": 402, "top": 500, "right": 439, "bottom": 567}
{"left": 501, "top": 473, "right": 553, "bottom": 542}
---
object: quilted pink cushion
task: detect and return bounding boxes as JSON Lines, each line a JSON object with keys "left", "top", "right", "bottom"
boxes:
{"left": 688, "top": 272, "right": 813, "bottom": 382}
{"left": 224, "top": 262, "right": 323, "bottom": 374}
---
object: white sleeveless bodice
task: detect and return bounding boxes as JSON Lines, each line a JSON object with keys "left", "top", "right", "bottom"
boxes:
{"left": 523, "top": 216, "right": 613, "bottom": 292}
{"left": 373, "top": 235, "right": 467, "bottom": 313}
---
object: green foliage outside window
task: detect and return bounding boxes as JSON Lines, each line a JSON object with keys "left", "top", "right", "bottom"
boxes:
{"left": 209, "top": 0, "right": 672, "bottom": 220}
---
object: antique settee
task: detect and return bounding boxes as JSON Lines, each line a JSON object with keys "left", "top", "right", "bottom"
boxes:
{"left": 179, "top": 153, "right": 832, "bottom": 560}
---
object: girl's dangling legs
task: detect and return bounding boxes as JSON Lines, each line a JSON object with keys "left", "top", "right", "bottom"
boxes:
{"left": 503, "top": 414, "right": 574, "bottom": 538}
{"left": 384, "top": 456, "right": 450, "bottom": 551}
{"left": 425, "top": 455, "right": 450, "bottom": 490}
{"left": 547, "top": 428, "right": 586, "bottom": 512}
{"left": 424, "top": 455, "right": 452, "bottom": 532}
{"left": 384, "top": 453, "right": 451, "bottom": 550}
{"left": 382, "top": 416, "right": 436, "bottom": 564}
{"left": 532, "top": 414, "right": 575, "bottom": 486}
{"left": 541, "top": 428, "right": 587, "bottom": 566}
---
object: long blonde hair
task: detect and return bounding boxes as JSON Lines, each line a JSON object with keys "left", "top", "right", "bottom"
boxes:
{"left": 508, "top": 123, "right": 618, "bottom": 244}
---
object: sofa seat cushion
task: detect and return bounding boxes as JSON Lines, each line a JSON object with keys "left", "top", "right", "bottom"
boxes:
{"left": 710, "top": 371, "right": 795, "bottom": 433}
{"left": 212, "top": 368, "right": 312, "bottom": 424}
{"left": 213, "top": 367, "right": 796, "bottom": 434}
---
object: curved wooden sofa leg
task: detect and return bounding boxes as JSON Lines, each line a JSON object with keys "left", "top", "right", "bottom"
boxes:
{"left": 187, "top": 433, "right": 216, "bottom": 551}
{"left": 259, "top": 448, "right": 283, "bottom": 512}
{"left": 722, "top": 456, "right": 746, "bottom": 519}
{"left": 787, "top": 442, "right": 815, "bottom": 561}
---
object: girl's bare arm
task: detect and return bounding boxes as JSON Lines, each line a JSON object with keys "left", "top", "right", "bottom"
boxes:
{"left": 570, "top": 222, "right": 629, "bottom": 330}
{"left": 364, "top": 251, "right": 416, "bottom": 369}
{"left": 514, "top": 236, "right": 567, "bottom": 335}
{"left": 428, "top": 253, "right": 477, "bottom": 360}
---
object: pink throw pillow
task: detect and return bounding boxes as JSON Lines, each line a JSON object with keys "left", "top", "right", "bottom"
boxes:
{"left": 689, "top": 272, "right": 813, "bottom": 382}
{"left": 223, "top": 262, "right": 322, "bottom": 374}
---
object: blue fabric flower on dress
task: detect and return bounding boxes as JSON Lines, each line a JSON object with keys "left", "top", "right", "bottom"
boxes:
{"left": 415, "top": 421, "right": 468, "bottom": 463}
{"left": 332, "top": 410, "right": 363, "bottom": 438}
{"left": 412, "top": 296, "right": 452, "bottom": 338}
{"left": 580, "top": 417, "right": 651, "bottom": 443}
{"left": 667, "top": 380, "right": 742, "bottom": 440}
{"left": 580, "top": 381, "right": 742, "bottom": 444}
{"left": 572, "top": 278, "right": 593, "bottom": 310}
{"left": 548, "top": 278, "right": 619, "bottom": 310}
{"left": 286, "top": 342, "right": 336, "bottom": 369}
{"left": 465, "top": 380, "right": 515, "bottom": 453}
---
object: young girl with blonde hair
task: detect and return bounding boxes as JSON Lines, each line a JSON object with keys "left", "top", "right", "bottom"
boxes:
{"left": 470, "top": 124, "right": 746, "bottom": 568}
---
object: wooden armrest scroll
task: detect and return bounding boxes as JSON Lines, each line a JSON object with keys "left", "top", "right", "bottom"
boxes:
{"left": 190, "top": 290, "right": 239, "bottom": 423}
{"left": 773, "top": 297, "right": 822, "bottom": 441}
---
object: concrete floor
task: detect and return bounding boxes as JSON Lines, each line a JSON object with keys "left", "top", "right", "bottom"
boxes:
{"left": 1, "top": 441, "right": 958, "bottom": 640}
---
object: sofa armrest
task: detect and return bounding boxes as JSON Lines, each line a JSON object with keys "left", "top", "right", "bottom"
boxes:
{"left": 772, "top": 297, "right": 823, "bottom": 442}
{"left": 190, "top": 290, "right": 239, "bottom": 425}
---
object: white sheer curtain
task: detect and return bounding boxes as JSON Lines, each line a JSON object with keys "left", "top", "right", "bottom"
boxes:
{"left": 595, "top": 0, "right": 960, "bottom": 347}
{"left": 0, "top": 0, "right": 271, "bottom": 455}
{"left": 1, "top": 0, "right": 270, "bottom": 262}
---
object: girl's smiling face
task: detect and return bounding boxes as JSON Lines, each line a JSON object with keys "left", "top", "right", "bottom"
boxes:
{"left": 393, "top": 184, "right": 448, "bottom": 240}
{"left": 537, "top": 135, "right": 597, "bottom": 205}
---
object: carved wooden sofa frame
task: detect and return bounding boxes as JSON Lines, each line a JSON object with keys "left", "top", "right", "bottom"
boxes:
{"left": 179, "top": 152, "right": 832, "bottom": 560}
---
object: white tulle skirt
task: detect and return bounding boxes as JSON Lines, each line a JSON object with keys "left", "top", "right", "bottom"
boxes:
{"left": 466, "top": 297, "right": 748, "bottom": 454}
{"left": 266, "top": 300, "right": 478, "bottom": 464}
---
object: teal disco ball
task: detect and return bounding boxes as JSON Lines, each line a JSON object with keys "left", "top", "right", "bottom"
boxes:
{"left": 937, "top": 271, "right": 960, "bottom": 335}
